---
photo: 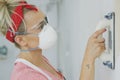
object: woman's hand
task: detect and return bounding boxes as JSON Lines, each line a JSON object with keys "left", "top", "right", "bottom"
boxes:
{"left": 80, "top": 28, "right": 106, "bottom": 80}
{"left": 84, "top": 28, "right": 106, "bottom": 62}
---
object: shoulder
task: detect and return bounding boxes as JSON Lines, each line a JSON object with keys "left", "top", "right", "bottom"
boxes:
{"left": 11, "top": 62, "right": 48, "bottom": 80}
{"left": 18, "top": 66, "right": 48, "bottom": 80}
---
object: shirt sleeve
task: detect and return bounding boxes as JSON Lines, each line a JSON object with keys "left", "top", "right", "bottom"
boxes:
{"left": 18, "top": 69, "right": 48, "bottom": 80}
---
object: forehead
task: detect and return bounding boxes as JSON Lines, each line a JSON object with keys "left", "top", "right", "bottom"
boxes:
{"left": 24, "top": 10, "right": 45, "bottom": 31}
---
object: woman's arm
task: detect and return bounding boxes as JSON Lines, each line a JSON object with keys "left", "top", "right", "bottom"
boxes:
{"left": 80, "top": 28, "right": 106, "bottom": 80}
{"left": 80, "top": 54, "right": 95, "bottom": 80}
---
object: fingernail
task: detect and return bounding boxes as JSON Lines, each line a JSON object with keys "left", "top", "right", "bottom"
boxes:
{"left": 104, "top": 28, "right": 106, "bottom": 31}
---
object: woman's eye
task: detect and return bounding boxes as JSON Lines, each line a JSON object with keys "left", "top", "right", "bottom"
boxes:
{"left": 35, "top": 20, "right": 47, "bottom": 30}
{"left": 45, "top": 17, "right": 48, "bottom": 23}
{"left": 39, "top": 21, "right": 47, "bottom": 30}
{"left": 40, "top": 23, "right": 44, "bottom": 29}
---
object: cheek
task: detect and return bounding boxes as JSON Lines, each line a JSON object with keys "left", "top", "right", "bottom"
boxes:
{"left": 28, "top": 37, "right": 39, "bottom": 48}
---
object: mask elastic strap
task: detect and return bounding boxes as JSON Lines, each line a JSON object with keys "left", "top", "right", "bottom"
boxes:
{"left": 20, "top": 47, "right": 39, "bottom": 53}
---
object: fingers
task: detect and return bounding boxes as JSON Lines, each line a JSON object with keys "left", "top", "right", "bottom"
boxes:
{"left": 95, "top": 43, "right": 106, "bottom": 54}
{"left": 95, "top": 38, "right": 105, "bottom": 43}
{"left": 97, "top": 46, "right": 106, "bottom": 56}
{"left": 86, "top": 28, "right": 107, "bottom": 59}
{"left": 97, "top": 43, "right": 105, "bottom": 47}
{"left": 94, "top": 38, "right": 106, "bottom": 50}
{"left": 92, "top": 28, "right": 106, "bottom": 38}
{"left": 97, "top": 45, "right": 106, "bottom": 52}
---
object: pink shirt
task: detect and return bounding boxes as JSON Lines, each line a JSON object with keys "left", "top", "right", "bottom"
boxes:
{"left": 11, "top": 57, "right": 65, "bottom": 80}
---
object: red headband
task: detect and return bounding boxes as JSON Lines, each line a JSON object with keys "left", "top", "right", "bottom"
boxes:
{"left": 6, "top": 1, "right": 38, "bottom": 43}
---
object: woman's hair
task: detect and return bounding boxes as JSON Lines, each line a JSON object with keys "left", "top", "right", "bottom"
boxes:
{"left": 0, "top": 0, "right": 36, "bottom": 48}
{"left": 0, "top": 0, "right": 23, "bottom": 35}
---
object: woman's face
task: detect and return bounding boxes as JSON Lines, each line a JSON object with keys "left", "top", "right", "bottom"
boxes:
{"left": 15, "top": 10, "right": 46, "bottom": 49}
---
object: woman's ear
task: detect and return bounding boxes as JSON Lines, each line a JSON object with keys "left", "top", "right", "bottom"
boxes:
{"left": 14, "top": 35, "right": 27, "bottom": 47}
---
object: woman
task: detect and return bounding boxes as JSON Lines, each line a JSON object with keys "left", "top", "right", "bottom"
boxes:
{"left": 0, "top": 0, "right": 106, "bottom": 80}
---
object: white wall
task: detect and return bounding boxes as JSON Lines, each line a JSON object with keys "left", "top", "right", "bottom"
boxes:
{"left": 115, "top": 0, "right": 120, "bottom": 58}
{"left": 58, "top": 0, "right": 119, "bottom": 80}
{"left": 1, "top": 0, "right": 120, "bottom": 80}
{"left": 0, "top": 37, "right": 19, "bottom": 80}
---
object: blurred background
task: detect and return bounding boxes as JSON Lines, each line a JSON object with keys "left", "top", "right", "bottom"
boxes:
{"left": 0, "top": 0, "right": 120, "bottom": 80}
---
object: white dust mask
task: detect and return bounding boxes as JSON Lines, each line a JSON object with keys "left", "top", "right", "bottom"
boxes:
{"left": 38, "top": 23, "right": 57, "bottom": 50}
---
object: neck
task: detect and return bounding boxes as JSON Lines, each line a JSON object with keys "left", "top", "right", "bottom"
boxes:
{"left": 18, "top": 49, "right": 43, "bottom": 62}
